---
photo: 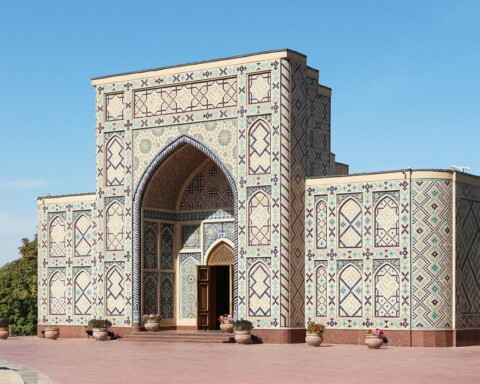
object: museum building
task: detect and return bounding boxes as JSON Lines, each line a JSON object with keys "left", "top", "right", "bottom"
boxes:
{"left": 37, "top": 49, "right": 480, "bottom": 346}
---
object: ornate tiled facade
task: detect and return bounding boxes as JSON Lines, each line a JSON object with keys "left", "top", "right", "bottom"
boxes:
{"left": 411, "top": 180, "right": 453, "bottom": 328}
{"left": 180, "top": 253, "right": 201, "bottom": 319}
{"left": 455, "top": 182, "right": 480, "bottom": 330}
{"left": 305, "top": 171, "right": 480, "bottom": 345}
{"left": 37, "top": 50, "right": 479, "bottom": 346}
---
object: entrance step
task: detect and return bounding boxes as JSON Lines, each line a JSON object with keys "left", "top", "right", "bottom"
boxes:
{"left": 120, "top": 330, "right": 235, "bottom": 343}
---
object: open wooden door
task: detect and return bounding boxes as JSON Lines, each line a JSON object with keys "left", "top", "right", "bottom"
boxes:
{"left": 197, "top": 266, "right": 216, "bottom": 330}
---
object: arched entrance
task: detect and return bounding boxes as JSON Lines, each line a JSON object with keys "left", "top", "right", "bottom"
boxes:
{"left": 207, "top": 242, "right": 234, "bottom": 266}
{"left": 197, "top": 242, "right": 234, "bottom": 330}
{"left": 132, "top": 136, "right": 237, "bottom": 329}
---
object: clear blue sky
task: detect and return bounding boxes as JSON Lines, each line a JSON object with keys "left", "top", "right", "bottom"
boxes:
{"left": 1, "top": 0, "right": 479, "bottom": 266}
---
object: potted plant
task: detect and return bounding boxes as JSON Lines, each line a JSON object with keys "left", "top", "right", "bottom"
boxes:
{"left": 88, "top": 319, "right": 112, "bottom": 341}
{"left": 142, "top": 314, "right": 162, "bottom": 332}
{"left": 218, "top": 314, "right": 234, "bottom": 333}
{"left": 365, "top": 328, "right": 385, "bottom": 349}
{"left": 233, "top": 319, "right": 254, "bottom": 344}
{"left": 44, "top": 325, "right": 60, "bottom": 340}
{"left": 305, "top": 322, "right": 326, "bottom": 347}
{"left": 0, "top": 318, "right": 10, "bottom": 340}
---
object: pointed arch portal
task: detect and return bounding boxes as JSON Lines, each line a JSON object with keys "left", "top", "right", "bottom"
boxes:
{"left": 132, "top": 136, "right": 237, "bottom": 327}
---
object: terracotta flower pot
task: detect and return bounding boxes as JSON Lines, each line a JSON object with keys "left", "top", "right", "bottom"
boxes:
{"left": 144, "top": 320, "right": 160, "bottom": 332}
{"left": 220, "top": 323, "right": 234, "bottom": 333}
{"left": 305, "top": 333, "right": 323, "bottom": 347}
{"left": 0, "top": 327, "right": 9, "bottom": 340}
{"left": 45, "top": 329, "right": 60, "bottom": 340}
{"left": 234, "top": 330, "right": 251, "bottom": 344}
{"left": 365, "top": 335, "right": 384, "bottom": 349}
{"left": 93, "top": 328, "right": 108, "bottom": 341}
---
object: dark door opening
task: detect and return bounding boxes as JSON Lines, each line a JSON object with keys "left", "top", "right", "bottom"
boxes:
{"left": 197, "top": 242, "right": 234, "bottom": 330}
{"left": 197, "top": 265, "right": 232, "bottom": 330}
{"left": 214, "top": 266, "right": 230, "bottom": 330}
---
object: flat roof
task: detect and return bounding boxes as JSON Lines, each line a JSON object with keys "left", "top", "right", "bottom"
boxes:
{"left": 91, "top": 49, "right": 308, "bottom": 85}
{"left": 37, "top": 192, "right": 95, "bottom": 200}
{"left": 307, "top": 168, "right": 480, "bottom": 181}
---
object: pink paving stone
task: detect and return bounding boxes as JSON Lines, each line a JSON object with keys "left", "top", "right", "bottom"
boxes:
{"left": 1, "top": 336, "right": 480, "bottom": 384}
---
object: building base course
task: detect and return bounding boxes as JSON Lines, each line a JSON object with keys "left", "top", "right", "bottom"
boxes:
{"left": 37, "top": 325, "right": 480, "bottom": 347}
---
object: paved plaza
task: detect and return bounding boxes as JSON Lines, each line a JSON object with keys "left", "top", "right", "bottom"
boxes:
{"left": 1, "top": 337, "right": 479, "bottom": 383}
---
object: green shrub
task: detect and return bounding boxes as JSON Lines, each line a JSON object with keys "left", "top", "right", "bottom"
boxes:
{"left": 0, "top": 237, "right": 38, "bottom": 335}
{"left": 233, "top": 319, "right": 254, "bottom": 331}
{"left": 88, "top": 319, "right": 112, "bottom": 329}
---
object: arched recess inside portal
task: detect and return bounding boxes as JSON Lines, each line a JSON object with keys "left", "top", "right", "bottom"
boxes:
{"left": 206, "top": 241, "right": 234, "bottom": 266}
{"left": 199, "top": 241, "right": 234, "bottom": 329}
{"left": 132, "top": 135, "right": 238, "bottom": 327}
{"left": 204, "top": 238, "right": 235, "bottom": 263}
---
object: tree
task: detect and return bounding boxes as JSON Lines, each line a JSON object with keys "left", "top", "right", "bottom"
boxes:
{"left": 0, "top": 236, "right": 38, "bottom": 335}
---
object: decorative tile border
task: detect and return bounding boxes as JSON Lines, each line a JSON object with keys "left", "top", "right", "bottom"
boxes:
{"left": 144, "top": 209, "right": 234, "bottom": 222}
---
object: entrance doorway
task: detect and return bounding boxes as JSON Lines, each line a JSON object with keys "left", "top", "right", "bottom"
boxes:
{"left": 197, "top": 243, "right": 234, "bottom": 330}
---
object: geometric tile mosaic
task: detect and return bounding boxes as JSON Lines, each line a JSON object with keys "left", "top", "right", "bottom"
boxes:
{"left": 134, "top": 77, "right": 237, "bottom": 118}
{"left": 160, "top": 272, "right": 174, "bottom": 319}
{"left": 208, "top": 243, "right": 234, "bottom": 265}
{"left": 38, "top": 196, "right": 96, "bottom": 325}
{"left": 247, "top": 116, "right": 271, "bottom": 175}
{"left": 142, "top": 219, "right": 176, "bottom": 319}
{"left": 160, "top": 224, "right": 174, "bottom": 270}
{"left": 246, "top": 257, "right": 272, "bottom": 269}
{"left": 374, "top": 192, "right": 400, "bottom": 247}
{"left": 106, "top": 202, "right": 124, "bottom": 251}
{"left": 306, "top": 77, "right": 331, "bottom": 177}
{"left": 132, "top": 119, "right": 238, "bottom": 187}
{"left": 289, "top": 60, "right": 307, "bottom": 328}
{"left": 456, "top": 183, "right": 480, "bottom": 329}
{"left": 143, "top": 223, "right": 158, "bottom": 269}
{"left": 248, "top": 189, "right": 271, "bottom": 246}
{"left": 182, "top": 225, "right": 200, "bottom": 249}
{"left": 179, "top": 161, "right": 233, "bottom": 211}
{"left": 144, "top": 209, "right": 234, "bottom": 222}
{"left": 142, "top": 145, "right": 209, "bottom": 210}
{"left": 248, "top": 261, "right": 271, "bottom": 317}
{"left": 49, "top": 216, "right": 66, "bottom": 258}
{"left": 338, "top": 196, "right": 363, "bottom": 248}
{"left": 315, "top": 261, "right": 328, "bottom": 317}
{"left": 338, "top": 262, "right": 363, "bottom": 317}
{"left": 49, "top": 271, "right": 66, "bottom": 315}
{"left": 74, "top": 270, "right": 92, "bottom": 315}
{"left": 203, "top": 221, "right": 235, "bottom": 254}
{"left": 306, "top": 178, "right": 412, "bottom": 330}
{"left": 180, "top": 253, "right": 201, "bottom": 319}
{"left": 315, "top": 196, "right": 327, "bottom": 249}
{"left": 105, "top": 135, "right": 125, "bottom": 187}
{"left": 74, "top": 214, "right": 92, "bottom": 257}
{"left": 248, "top": 72, "right": 271, "bottom": 104}
{"left": 105, "top": 92, "right": 125, "bottom": 122}
{"left": 412, "top": 180, "right": 452, "bottom": 328}
{"left": 374, "top": 261, "right": 400, "bottom": 318}
{"left": 458, "top": 198, "right": 480, "bottom": 315}
{"left": 143, "top": 273, "right": 158, "bottom": 315}
{"left": 106, "top": 266, "right": 125, "bottom": 316}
